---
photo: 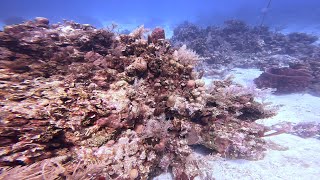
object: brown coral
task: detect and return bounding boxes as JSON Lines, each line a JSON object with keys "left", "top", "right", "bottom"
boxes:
{"left": 254, "top": 67, "right": 313, "bottom": 94}
{"left": 148, "top": 27, "right": 165, "bottom": 43}
{"left": 0, "top": 18, "right": 275, "bottom": 179}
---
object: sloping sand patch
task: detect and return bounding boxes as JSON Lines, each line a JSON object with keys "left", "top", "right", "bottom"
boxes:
{"left": 207, "top": 68, "right": 320, "bottom": 180}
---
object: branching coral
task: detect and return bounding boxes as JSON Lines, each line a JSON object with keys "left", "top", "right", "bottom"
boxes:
{"left": 173, "top": 44, "right": 201, "bottom": 67}
{"left": 129, "top": 25, "right": 149, "bottom": 40}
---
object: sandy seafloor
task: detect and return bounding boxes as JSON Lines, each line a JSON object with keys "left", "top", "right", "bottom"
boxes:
{"left": 155, "top": 68, "right": 320, "bottom": 180}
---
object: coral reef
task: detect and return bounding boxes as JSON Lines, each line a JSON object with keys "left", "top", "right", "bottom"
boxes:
{"left": 172, "top": 20, "right": 320, "bottom": 95}
{"left": 171, "top": 20, "right": 320, "bottom": 69}
{"left": 308, "top": 60, "right": 320, "bottom": 96}
{"left": 253, "top": 61, "right": 320, "bottom": 95}
{"left": 254, "top": 67, "right": 313, "bottom": 94}
{"left": 148, "top": 27, "right": 165, "bottom": 44}
{"left": 0, "top": 18, "right": 275, "bottom": 179}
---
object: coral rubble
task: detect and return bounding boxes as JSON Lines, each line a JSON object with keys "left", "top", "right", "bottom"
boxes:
{"left": 270, "top": 121, "right": 320, "bottom": 139}
{"left": 0, "top": 18, "right": 274, "bottom": 179}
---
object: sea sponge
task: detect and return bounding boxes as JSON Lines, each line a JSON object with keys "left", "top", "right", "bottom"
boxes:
{"left": 148, "top": 27, "right": 165, "bottom": 43}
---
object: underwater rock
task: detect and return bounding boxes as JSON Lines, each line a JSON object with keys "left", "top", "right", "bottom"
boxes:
{"left": 0, "top": 18, "right": 275, "bottom": 179}
{"left": 34, "top": 17, "right": 49, "bottom": 25}
{"left": 254, "top": 67, "right": 313, "bottom": 94}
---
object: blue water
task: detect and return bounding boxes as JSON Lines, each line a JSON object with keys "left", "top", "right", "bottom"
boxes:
{"left": 1, "top": 0, "right": 320, "bottom": 32}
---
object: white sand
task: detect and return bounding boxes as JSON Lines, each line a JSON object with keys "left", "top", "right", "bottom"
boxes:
{"left": 207, "top": 68, "right": 320, "bottom": 180}
{"left": 156, "top": 68, "right": 320, "bottom": 180}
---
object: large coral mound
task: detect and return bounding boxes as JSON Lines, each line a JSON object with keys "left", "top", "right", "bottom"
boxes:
{"left": 0, "top": 18, "right": 274, "bottom": 179}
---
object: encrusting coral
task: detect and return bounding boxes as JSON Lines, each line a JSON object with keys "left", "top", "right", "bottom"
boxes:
{"left": 0, "top": 18, "right": 275, "bottom": 179}
{"left": 254, "top": 66, "right": 313, "bottom": 94}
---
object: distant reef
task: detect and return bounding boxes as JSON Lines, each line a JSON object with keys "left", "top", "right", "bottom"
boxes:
{"left": 171, "top": 20, "right": 320, "bottom": 96}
